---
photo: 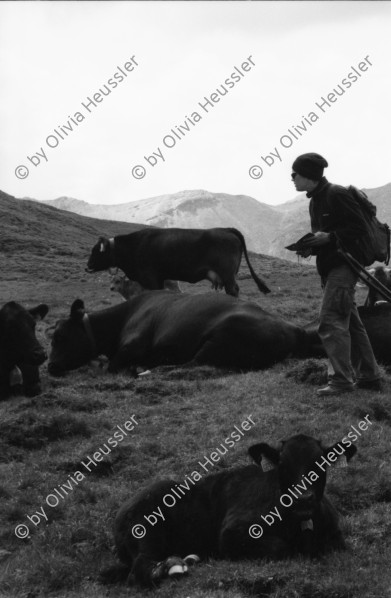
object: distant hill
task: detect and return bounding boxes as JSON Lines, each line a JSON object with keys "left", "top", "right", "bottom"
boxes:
{"left": 0, "top": 190, "right": 145, "bottom": 282}
{"left": 1, "top": 189, "right": 324, "bottom": 319}
{"left": 36, "top": 184, "right": 391, "bottom": 261}
{"left": 37, "top": 190, "right": 280, "bottom": 257}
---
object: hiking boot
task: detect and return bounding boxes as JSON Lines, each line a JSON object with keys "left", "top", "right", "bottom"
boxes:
{"left": 317, "top": 385, "right": 355, "bottom": 397}
{"left": 356, "top": 379, "right": 384, "bottom": 391}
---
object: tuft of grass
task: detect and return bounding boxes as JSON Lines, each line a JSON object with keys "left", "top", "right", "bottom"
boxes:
{"left": 285, "top": 358, "right": 328, "bottom": 385}
{"left": 0, "top": 412, "right": 91, "bottom": 449}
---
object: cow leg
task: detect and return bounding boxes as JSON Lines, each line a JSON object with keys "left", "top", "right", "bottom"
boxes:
{"left": 19, "top": 364, "right": 41, "bottom": 397}
{"left": 224, "top": 280, "right": 239, "bottom": 297}
{"left": 131, "top": 554, "right": 190, "bottom": 587}
{"left": 137, "top": 274, "right": 164, "bottom": 291}
{"left": 108, "top": 336, "right": 148, "bottom": 374}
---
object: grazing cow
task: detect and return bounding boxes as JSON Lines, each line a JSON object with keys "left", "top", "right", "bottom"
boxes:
{"left": 48, "top": 292, "right": 307, "bottom": 376}
{"left": 305, "top": 302, "right": 391, "bottom": 364}
{"left": 103, "top": 434, "right": 356, "bottom": 587}
{"left": 0, "top": 302, "right": 49, "bottom": 399}
{"left": 364, "top": 266, "right": 391, "bottom": 307}
{"left": 86, "top": 227, "right": 270, "bottom": 297}
{"left": 110, "top": 270, "right": 181, "bottom": 300}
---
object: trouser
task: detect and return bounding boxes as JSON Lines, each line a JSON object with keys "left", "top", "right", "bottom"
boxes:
{"left": 319, "top": 264, "right": 381, "bottom": 389}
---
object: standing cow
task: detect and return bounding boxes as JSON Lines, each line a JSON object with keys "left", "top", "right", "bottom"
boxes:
{"left": 0, "top": 302, "right": 49, "bottom": 399}
{"left": 86, "top": 227, "right": 270, "bottom": 297}
{"left": 102, "top": 433, "right": 356, "bottom": 587}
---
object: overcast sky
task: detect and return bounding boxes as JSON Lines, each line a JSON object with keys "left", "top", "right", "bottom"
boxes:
{"left": 1, "top": 1, "right": 390, "bottom": 207}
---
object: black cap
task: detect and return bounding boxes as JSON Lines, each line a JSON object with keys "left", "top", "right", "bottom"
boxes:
{"left": 292, "top": 153, "right": 328, "bottom": 181}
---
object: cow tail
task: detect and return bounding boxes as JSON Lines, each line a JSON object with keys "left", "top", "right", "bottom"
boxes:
{"left": 227, "top": 228, "right": 271, "bottom": 294}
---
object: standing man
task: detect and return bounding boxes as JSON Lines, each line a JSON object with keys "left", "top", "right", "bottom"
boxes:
{"left": 291, "top": 152, "right": 382, "bottom": 396}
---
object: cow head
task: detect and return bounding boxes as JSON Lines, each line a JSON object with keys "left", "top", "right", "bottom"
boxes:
{"left": 0, "top": 302, "right": 48, "bottom": 368}
{"left": 48, "top": 300, "right": 95, "bottom": 376}
{"left": 248, "top": 434, "right": 356, "bottom": 521}
{"left": 86, "top": 237, "right": 112, "bottom": 273}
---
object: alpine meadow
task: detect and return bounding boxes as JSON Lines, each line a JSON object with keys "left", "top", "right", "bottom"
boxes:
{"left": 1, "top": 189, "right": 391, "bottom": 598}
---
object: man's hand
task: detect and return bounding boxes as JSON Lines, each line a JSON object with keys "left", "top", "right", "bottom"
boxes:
{"left": 302, "top": 231, "right": 330, "bottom": 247}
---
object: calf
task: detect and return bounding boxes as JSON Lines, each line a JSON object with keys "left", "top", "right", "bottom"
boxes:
{"left": 110, "top": 270, "right": 181, "bottom": 300}
{"left": 107, "top": 434, "right": 356, "bottom": 587}
{"left": 364, "top": 266, "right": 391, "bottom": 307}
{"left": 0, "top": 302, "right": 49, "bottom": 399}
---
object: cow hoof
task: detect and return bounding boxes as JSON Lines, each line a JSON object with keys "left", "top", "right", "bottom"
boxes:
{"left": 25, "top": 384, "right": 42, "bottom": 397}
{"left": 183, "top": 554, "right": 200, "bottom": 566}
{"left": 151, "top": 561, "right": 167, "bottom": 582}
{"left": 137, "top": 369, "right": 151, "bottom": 377}
{"left": 165, "top": 557, "right": 189, "bottom": 578}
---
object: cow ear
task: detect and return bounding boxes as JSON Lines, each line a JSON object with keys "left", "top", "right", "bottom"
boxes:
{"left": 323, "top": 442, "right": 357, "bottom": 469}
{"left": 70, "top": 299, "right": 85, "bottom": 320}
{"left": 248, "top": 443, "right": 280, "bottom": 471}
{"left": 29, "top": 304, "right": 49, "bottom": 321}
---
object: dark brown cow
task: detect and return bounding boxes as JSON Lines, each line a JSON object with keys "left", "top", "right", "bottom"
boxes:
{"left": 364, "top": 266, "right": 391, "bottom": 307}
{"left": 0, "top": 302, "right": 49, "bottom": 399}
{"left": 101, "top": 434, "right": 356, "bottom": 587}
{"left": 86, "top": 227, "right": 270, "bottom": 297}
{"left": 48, "top": 292, "right": 307, "bottom": 376}
{"left": 305, "top": 302, "right": 391, "bottom": 364}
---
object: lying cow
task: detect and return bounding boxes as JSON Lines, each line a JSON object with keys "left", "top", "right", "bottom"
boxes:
{"left": 305, "top": 302, "right": 391, "bottom": 364}
{"left": 102, "top": 434, "right": 356, "bottom": 587}
{"left": 86, "top": 227, "right": 270, "bottom": 297}
{"left": 0, "top": 302, "right": 48, "bottom": 399}
{"left": 364, "top": 266, "right": 391, "bottom": 307}
{"left": 48, "top": 292, "right": 307, "bottom": 376}
{"left": 110, "top": 270, "right": 181, "bottom": 300}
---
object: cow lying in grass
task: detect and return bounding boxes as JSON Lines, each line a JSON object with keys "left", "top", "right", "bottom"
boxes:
{"left": 364, "top": 266, "right": 391, "bottom": 307}
{"left": 0, "top": 302, "right": 48, "bottom": 399}
{"left": 48, "top": 292, "right": 309, "bottom": 376}
{"left": 305, "top": 302, "right": 391, "bottom": 364}
{"left": 101, "top": 433, "right": 356, "bottom": 587}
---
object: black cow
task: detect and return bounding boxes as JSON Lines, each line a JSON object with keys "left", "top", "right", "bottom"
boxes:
{"left": 104, "top": 434, "right": 356, "bottom": 587}
{"left": 48, "top": 292, "right": 307, "bottom": 376}
{"left": 364, "top": 266, "right": 391, "bottom": 307}
{"left": 86, "top": 227, "right": 270, "bottom": 297}
{"left": 0, "top": 302, "right": 49, "bottom": 399}
{"left": 305, "top": 302, "right": 391, "bottom": 364}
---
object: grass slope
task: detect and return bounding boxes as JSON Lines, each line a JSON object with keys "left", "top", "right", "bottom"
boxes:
{"left": 0, "top": 191, "right": 390, "bottom": 598}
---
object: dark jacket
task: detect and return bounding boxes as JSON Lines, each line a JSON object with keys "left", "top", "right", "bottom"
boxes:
{"left": 307, "top": 177, "right": 367, "bottom": 277}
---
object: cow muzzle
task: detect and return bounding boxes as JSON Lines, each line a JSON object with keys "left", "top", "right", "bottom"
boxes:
{"left": 291, "top": 494, "right": 316, "bottom": 520}
{"left": 85, "top": 267, "right": 96, "bottom": 273}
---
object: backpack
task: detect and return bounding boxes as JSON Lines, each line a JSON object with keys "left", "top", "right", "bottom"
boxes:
{"left": 331, "top": 184, "right": 390, "bottom": 267}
